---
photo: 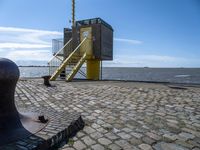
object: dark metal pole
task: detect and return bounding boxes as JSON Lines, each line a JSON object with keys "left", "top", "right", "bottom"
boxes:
{"left": 101, "top": 60, "right": 103, "bottom": 80}
{"left": 72, "top": 0, "right": 75, "bottom": 27}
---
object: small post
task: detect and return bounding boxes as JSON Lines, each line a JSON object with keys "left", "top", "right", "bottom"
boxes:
{"left": 42, "top": 75, "right": 51, "bottom": 87}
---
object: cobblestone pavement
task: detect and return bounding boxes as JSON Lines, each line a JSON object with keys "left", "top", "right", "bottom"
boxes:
{"left": 16, "top": 79, "right": 200, "bottom": 150}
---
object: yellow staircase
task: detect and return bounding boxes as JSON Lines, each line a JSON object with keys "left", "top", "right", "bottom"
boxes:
{"left": 66, "top": 53, "right": 87, "bottom": 81}
{"left": 48, "top": 37, "right": 87, "bottom": 81}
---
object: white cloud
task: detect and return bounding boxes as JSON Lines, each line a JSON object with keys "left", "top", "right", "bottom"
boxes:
{"left": 0, "top": 43, "right": 51, "bottom": 49}
{"left": 0, "top": 27, "right": 62, "bottom": 35}
{"left": 114, "top": 38, "right": 143, "bottom": 45}
{"left": 0, "top": 26, "right": 145, "bottom": 63}
{"left": 2, "top": 26, "right": 198, "bottom": 67}
{"left": 6, "top": 50, "right": 51, "bottom": 61}
{"left": 132, "top": 55, "right": 181, "bottom": 62}
{"left": 103, "top": 54, "right": 195, "bottom": 67}
{"left": 0, "top": 26, "right": 62, "bottom": 61}
{"left": 0, "top": 27, "right": 62, "bottom": 44}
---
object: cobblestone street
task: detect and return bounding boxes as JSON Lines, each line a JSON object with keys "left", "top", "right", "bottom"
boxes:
{"left": 16, "top": 79, "right": 200, "bottom": 150}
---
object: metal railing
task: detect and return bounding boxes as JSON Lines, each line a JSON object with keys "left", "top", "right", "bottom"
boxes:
{"left": 49, "top": 37, "right": 87, "bottom": 81}
{"left": 52, "top": 39, "right": 63, "bottom": 55}
{"left": 48, "top": 38, "right": 72, "bottom": 76}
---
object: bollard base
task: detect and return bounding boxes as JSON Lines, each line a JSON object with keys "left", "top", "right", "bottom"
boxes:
{"left": 0, "top": 112, "right": 49, "bottom": 146}
{"left": 0, "top": 108, "right": 84, "bottom": 150}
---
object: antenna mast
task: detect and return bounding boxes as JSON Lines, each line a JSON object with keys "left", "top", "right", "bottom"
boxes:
{"left": 72, "top": 0, "right": 75, "bottom": 27}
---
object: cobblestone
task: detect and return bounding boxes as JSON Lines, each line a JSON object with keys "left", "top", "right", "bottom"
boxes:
{"left": 153, "top": 142, "right": 189, "bottom": 150}
{"left": 91, "top": 144, "right": 105, "bottom": 150}
{"left": 14, "top": 79, "right": 200, "bottom": 149}
{"left": 179, "top": 132, "right": 195, "bottom": 140}
{"left": 117, "top": 132, "right": 132, "bottom": 139}
{"left": 108, "top": 144, "right": 121, "bottom": 150}
{"left": 98, "top": 137, "right": 112, "bottom": 145}
{"left": 81, "top": 136, "right": 96, "bottom": 146}
{"left": 138, "top": 143, "right": 153, "bottom": 150}
{"left": 73, "top": 141, "right": 86, "bottom": 150}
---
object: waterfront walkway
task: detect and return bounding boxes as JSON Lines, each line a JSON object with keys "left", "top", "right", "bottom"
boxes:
{"left": 16, "top": 79, "right": 200, "bottom": 150}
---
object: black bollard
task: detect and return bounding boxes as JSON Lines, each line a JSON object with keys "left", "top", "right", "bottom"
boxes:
{"left": 0, "top": 58, "right": 22, "bottom": 129}
{"left": 0, "top": 58, "right": 84, "bottom": 149}
{"left": 0, "top": 58, "right": 48, "bottom": 145}
{"left": 42, "top": 75, "right": 51, "bottom": 86}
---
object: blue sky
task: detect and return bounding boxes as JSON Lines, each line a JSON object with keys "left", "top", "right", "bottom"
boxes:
{"left": 0, "top": 0, "right": 200, "bottom": 67}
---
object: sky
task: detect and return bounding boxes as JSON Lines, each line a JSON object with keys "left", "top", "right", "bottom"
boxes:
{"left": 0, "top": 0, "right": 200, "bottom": 67}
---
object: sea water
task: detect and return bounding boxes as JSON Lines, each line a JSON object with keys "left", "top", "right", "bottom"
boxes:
{"left": 19, "top": 67, "right": 200, "bottom": 84}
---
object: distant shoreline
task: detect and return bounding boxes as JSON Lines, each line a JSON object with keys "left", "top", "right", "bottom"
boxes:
{"left": 18, "top": 66, "right": 200, "bottom": 69}
{"left": 18, "top": 66, "right": 48, "bottom": 67}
